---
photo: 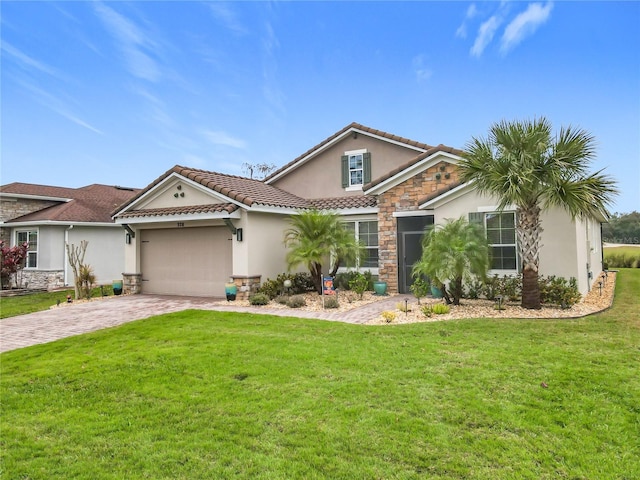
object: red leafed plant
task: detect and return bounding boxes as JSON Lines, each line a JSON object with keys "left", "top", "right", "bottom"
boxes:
{"left": 0, "top": 240, "right": 28, "bottom": 289}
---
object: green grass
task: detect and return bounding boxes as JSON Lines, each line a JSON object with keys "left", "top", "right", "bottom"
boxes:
{"left": 604, "top": 245, "right": 640, "bottom": 268}
{"left": 0, "top": 286, "right": 114, "bottom": 319}
{"left": 1, "top": 270, "right": 639, "bottom": 479}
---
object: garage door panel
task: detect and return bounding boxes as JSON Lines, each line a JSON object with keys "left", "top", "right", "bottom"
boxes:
{"left": 141, "top": 227, "right": 231, "bottom": 297}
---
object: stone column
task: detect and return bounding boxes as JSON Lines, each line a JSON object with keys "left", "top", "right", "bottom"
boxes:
{"left": 122, "top": 273, "right": 142, "bottom": 294}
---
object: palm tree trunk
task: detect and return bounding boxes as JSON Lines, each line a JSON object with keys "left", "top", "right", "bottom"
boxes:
{"left": 517, "top": 205, "right": 542, "bottom": 309}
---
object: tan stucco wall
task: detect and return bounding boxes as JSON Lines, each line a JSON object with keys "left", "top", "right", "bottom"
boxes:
{"left": 139, "top": 179, "right": 223, "bottom": 209}
{"left": 270, "top": 133, "right": 425, "bottom": 199}
{"left": 434, "top": 188, "right": 599, "bottom": 295}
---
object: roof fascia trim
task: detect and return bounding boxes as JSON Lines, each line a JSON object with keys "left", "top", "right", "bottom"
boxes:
{"left": 114, "top": 210, "right": 242, "bottom": 225}
{"left": 418, "top": 182, "right": 474, "bottom": 209}
{"left": 3, "top": 221, "right": 118, "bottom": 228}
{"left": 264, "top": 126, "right": 428, "bottom": 185}
{"left": 0, "top": 192, "right": 72, "bottom": 202}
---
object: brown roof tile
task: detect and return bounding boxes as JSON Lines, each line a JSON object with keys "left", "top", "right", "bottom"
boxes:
{"left": 2, "top": 183, "right": 140, "bottom": 223}
{"left": 264, "top": 122, "right": 433, "bottom": 183}
{"left": 364, "top": 144, "right": 464, "bottom": 191}
{"left": 117, "top": 203, "right": 239, "bottom": 219}
{"left": 308, "top": 195, "right": 378, "bottom": 210}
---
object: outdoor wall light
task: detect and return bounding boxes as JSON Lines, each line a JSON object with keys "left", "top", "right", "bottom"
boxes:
{"left": 236, "top": 228, "right": 243, "bottom": 242}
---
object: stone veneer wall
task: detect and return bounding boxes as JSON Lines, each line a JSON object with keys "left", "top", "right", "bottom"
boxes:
{"left": 231, "top": 275, "right": 262, "bottom": 301}
{"left": 122, "top": 273, "right": 142, "bottom": 294}
{"left": 0, "top": 198, "right": 59, "bottom": 243}
{"left": 376, "top": 161, "right": 460, "bottom": 293}
{"left": 15, "top": 270, "right": 65, "bottom": 290}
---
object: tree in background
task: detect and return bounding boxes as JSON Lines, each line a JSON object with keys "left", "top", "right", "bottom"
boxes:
{"left": 242, "top": 162, "right": 277, "bottom": 180}
{"left": 412, "top": 217, "right": 490, "bottom": 305}
{"left": 602, "top": 211, "right": 640, "bottom": 244}
{"left": 458, "top": 118, "right": 618, "bottom": 309}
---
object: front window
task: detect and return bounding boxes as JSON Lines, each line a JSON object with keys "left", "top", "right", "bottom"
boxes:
{"left": 485, "top": 212, "right": 517, "bottom": 270}
{"left": 16, "top": 230, "right": 38, "bottom": 268}
{"left": 349, "top": 154, "right": 363, "bottom": 187}
{"left": 343, "top": 220, "right": 379, "bottom": 270}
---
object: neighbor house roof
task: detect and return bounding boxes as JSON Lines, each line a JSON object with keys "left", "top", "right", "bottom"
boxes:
{"left": 2, "top": 183, "right": 140, "bottom": 224}
{"left": 264, "top": 122, "right": 433, "bottom": 184}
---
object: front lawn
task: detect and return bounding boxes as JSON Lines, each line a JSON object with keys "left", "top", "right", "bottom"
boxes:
{"left": 0, "top": 286, "right": 114, "bottom": 319}
{"left": 1, "top": 270, "right": 639, "bottom": 479}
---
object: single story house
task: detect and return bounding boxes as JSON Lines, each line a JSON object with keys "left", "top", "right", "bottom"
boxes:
{"left": 113, "top": 123, "right": 605, "bottom": 299}
{"left": 0, "top": 183, "right": 139, "bottom": 290}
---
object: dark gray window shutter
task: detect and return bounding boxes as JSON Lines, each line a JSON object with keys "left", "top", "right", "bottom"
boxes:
{"left": 363, "top": 152, "right": 371, "bottom": 184}
{"left": 341, "top": 155, "right": 349, "bottom": 187}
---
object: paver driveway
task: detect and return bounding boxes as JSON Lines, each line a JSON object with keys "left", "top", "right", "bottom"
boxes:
{"left": 0, "top": 293, "right": 410, "bottom": 353}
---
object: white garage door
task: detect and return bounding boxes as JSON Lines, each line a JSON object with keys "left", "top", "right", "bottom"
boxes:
{"left": 140, "top": 227, "right": 232, "bottom": 297}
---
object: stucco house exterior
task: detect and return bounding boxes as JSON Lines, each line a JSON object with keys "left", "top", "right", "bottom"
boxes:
{"left": 113, "top": 123, "right": 605, "bottom": 299}
{"left": 0, "top": 183, "right": 139, "bottom": 290}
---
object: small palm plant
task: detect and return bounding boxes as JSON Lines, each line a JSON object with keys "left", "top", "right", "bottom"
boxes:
{"left": 412, "top": 217, "right": 490, "bottom": 305}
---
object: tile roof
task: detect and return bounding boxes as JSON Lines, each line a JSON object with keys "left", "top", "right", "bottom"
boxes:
{"left": 264, "top": 122, "right": 433, "bottom": 183}
{"left": 308, "top": 195, "right": 378, "bottom": 210}
{"left": 2, "top": 183, "right": 140, "bottom": 223}
{"left": 116, "top": 203, "right": 239, "bottom": 219}
{"left": 364, "top": 144, "right": 464, "bottom": 191}
{"left": 114, "top": 165, "right": 380, "bottom": 219}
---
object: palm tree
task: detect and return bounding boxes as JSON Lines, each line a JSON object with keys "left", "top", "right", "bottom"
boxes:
{"left": 284, "top": 209, "right": 363, "bottom": 293}
{"left": 458, "top": 118, "right": 618, "bottom": 309}
{"left": 412, "top": 217, "right": 490, "bottom": 305}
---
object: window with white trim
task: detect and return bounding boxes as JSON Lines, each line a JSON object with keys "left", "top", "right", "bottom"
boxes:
{"left": 341, "top": 151, "right": 371, "bottom": 189}
{"left": 16, "top": 230, "right": 38, "bottom": 268}
{"left": 343, "top": 220, "right": 379, "bottom": 270}
{"left": 470, "top": 212, "right": 517, "bottom": 270}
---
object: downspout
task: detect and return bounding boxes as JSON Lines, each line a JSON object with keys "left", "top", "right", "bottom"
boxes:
{"left": 64, "top": 225, "right": 73, "bottom": 286}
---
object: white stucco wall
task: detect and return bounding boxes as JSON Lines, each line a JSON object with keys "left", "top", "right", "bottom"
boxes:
{"left": 37, "top": 225, "right": 66, "bottom": 270}
{"left": 67, "top": 226, "right": 127, "bottom": 285}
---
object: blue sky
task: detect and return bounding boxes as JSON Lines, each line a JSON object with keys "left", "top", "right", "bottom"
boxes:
{"left": 2, "top": 1, "right": 638, "bottom": 213}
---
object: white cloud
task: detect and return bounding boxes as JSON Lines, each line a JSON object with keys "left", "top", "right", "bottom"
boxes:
{"left": 93, "top": 2, "right": 161, "bottom": 82}
{"left": 1, "top": 41, "right": 64, "bottom": 79}
{"left": 208, "top": 2, "right": 248, "bottom": 35}
{"left": 201, "top": 130, "right": 247, "bottom": 150}
{"left": 456, "top": 3, "right": 478, "bottom": 39}
{"left": 412, "top": 55, "right": 433, "bottom": 82}
{"left": 471, "top": 14, "right": 503, "bottom": 57}
{"left": 501, "top": 2, "right": 554, "bottom": 54}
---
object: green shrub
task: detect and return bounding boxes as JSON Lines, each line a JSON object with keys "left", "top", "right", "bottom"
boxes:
{"left": 274, "top": 295, "right": 289, "bottom": 305}
{"left": 349, "top": 273, "right": 369, "bottom": 299}
{"left": 421, "top": 305, "right": 433, "bottom": 317}
{"left": 286, "top": 295, "right": 307, "bottom": 308}
{"left": 249, "top": 293, "right": 270, "bottom": 306}
{"left": 410, "top": 277, "right": 430, "bottom": 302}
{"left": 323, "top": 296, "right": 339, "bottom": 309}
{"left": 482, "top": 275, "right": 500, "bottom": 300}
{"left": 431, "top": 303, "right": 450, "bottom": 315}
{"left": 335, "top": 270, "right": 374, "bottom": 291}
{"left": 258, "top": 273, "right": 315, "bottom": 299}
{"left": 538, "top": 275, "right": 581, "bottom": 307}
{"left": 464, "top": 278, "right": 483, "bottom": 299}
{"left": 497, "top": 275, "right": 522, "bottom": 302}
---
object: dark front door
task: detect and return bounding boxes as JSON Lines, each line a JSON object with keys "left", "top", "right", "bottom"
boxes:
{"left": 397, "top": 216, "right": 434, "bottom": 294}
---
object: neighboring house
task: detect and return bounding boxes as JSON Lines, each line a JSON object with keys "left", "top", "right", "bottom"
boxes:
{"left": 0, "top": 183, "right": 140, "bottom": 290}
{"left": 113, "top": 122, "right": 605, "bottom": 298}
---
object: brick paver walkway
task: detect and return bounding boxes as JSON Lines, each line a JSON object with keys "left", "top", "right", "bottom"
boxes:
{"left": 0, "top": 294, "right": 412, "bottom": 353}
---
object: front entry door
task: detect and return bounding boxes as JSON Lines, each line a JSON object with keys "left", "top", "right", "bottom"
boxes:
{"left": 397, "top": 216, "right": 434, "bottom": 294}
